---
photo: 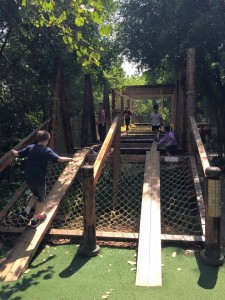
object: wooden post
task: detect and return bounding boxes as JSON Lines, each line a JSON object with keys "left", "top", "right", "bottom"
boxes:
{"left": 48, "top": 57, "right": 62, "bottom": 149}
{"left": 112, "top": 110, "right": 121, "bottom": 207}
{"left": 89, "top": 75, "right": 97, "bottom": 143}
{"left": 79, "top": 165, "right": 100, "bottom": 257}
{"left": 176, "top": 80, "right": 185, "bottom": 149}
{"left": 186, "top": 48, "right": 196, "bottom": 154}
{"left": 81, "top": 74, "right": 92, "bottom": 147}
{"left": 60, "top": 70, "right": 74, "bottom": 153}
{"left": 200, "top": 167, "right": 224, "bottom": 266}
{"left": 103, "top": 84, "right": 111, "bottom": 131}
{"left": 112, "top": 89, "right": 116, "bottom": 111}
{"left": 121, "top": 96, "right": 124, "bottom": 126}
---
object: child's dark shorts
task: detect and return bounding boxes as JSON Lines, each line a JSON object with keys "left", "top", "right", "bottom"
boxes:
{"left": 152, "top": 125, "right": 160, "bottom": 132}
{"left": 28, "top": 183, "right": 46, "bottom": 203}
{"left": 166, "top": 145, "right": 177, "bottom": 155}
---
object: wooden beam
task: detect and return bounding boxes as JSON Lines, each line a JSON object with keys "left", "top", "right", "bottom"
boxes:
{"left": 0, "top": 227, "right": 205, "bottom": 242}
{"left": 190, "top": 116, "right": 210, "bottom": 175}
{"left": 189, "top": 156, "right": 205, "bottom": 236}
{"left": 0, "top": 149, "right": 89, "bottom": 282}
{"left": 136, "top": 142, "right": 162, "bottom": 286}
{"left": 0, "top": 182, "right": 27, "bottom": 220}
{"left": 93, "top": 116, "right": 119, "bottom": 186}
{"left": 0, "top": 119, "right": 49, "bottom": 173}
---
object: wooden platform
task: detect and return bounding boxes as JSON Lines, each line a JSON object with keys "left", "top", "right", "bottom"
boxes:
{"left": 136, "top": 142, "right": 162, "bottom": 286}
{"left": 0, "top": 149, "right": 89, "bottom": 282}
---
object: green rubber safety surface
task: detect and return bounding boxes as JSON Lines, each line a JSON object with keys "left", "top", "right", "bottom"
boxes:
{"left": 0, "top": 244, "right": 225, "bottom": 300}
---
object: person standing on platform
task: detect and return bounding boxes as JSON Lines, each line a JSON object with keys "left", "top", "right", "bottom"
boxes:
{"left": 150, "top": 104, "right": 163, "bottom": 141}
{"left": 98, "top": 102, "right": 106, "bottom": 142}
{"left": 123, "top": 106, "right": 133, "bottom": 132}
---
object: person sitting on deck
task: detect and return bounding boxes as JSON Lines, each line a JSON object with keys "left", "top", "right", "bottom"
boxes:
{"left": 11, "top": 130, "right": 74, "bottom": 227}
{"left": 157, "top": 125, "right": 177, "bottom": 156}
{"left": 150, "top": 104, "right": 163, "bottom": 141}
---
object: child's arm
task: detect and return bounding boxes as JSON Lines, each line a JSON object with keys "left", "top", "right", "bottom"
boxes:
{"left": 11, "top": 149, "right": 19, "bottom": 157}
{"left": 57, "top": 156, "right": 74, "bottom": 163}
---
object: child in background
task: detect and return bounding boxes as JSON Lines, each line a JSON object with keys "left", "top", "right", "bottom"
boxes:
{"left": 11, "top": 130, "right": 74, "bottom": 227}
{"left": 150, "top": 104, "right": 163, "bottom": 141}
{"left": 123, "top": 106, "right": 133, "bottom": 132}
{"left": 158, "top": 125, "right": 177, "bottom": 156}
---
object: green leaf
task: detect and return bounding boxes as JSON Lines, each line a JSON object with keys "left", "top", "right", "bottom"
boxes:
{"left": 100, "top": 25, "right": 110, "bottom": 37}
{"left": 75, "top": 17, "right": 85, "bottom": 27}
{"left": 68, "top": 36, "right": 73, "bottom": 44}
{"left": 22, "top": 0, "right": 27, "bottom": 6}
{"left": 91, "top": 12, "right": 102, "bottom": 25}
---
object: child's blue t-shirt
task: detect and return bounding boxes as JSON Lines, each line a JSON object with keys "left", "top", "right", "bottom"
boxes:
{"left": 18, "top": 144, "right": 60, "bottom": 184}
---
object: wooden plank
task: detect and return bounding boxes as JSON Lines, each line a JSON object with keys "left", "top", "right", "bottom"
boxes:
{"left": 0, "top": 227, "right": 204, "bottom": 242}
{"left": 0, "top": 119, "right": 49, "bottom": 173}
{"left": 93, "top": 116, "right": 119, "bottom": 186}
{"left": 107, "top": 155, "right": 146, "bottom": 163}
{"left": 136, "top": 143, "right": 162, "bottom": 287}
{"left": 189, "top": 156, "right": 206, "bottom": 236}
{"left": 190, "top": 116, "right": 210, "bottom": 175}
{"left": 0, "top": 149, "right": 89, "bottom": 282}
{"left": 0, "top": 182, "right": 27, "bottom": 220}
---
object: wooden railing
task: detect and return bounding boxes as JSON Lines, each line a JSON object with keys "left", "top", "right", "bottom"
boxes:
{"left": 0, "top": 119, "right": 50, "bottom": 173}
{"left": 93, "top": 115, "right": 120, "bottom": 186}
{"left": 190, "top": 115, "right": 224, "bottom": 266}
{"left": 190, "top": 116, "right": 210, "bottom": 175}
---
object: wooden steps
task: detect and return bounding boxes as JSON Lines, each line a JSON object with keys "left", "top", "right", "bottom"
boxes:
{"left": 0, "top": 149, "right": 89, "bottom": 282}
{"left": 136, "top": 142, "right": 162, "bottom": 286}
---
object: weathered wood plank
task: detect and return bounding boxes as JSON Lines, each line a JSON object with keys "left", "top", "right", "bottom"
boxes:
{"left": 190, "top": 116, "right": 210, "bottom": 174}
{"left": 0, "top": 119, "right": 49, "bottom": 173}
{"left": 189, "top": 156, "right": 206, "bottom": 236}
{"left": 0, "top": 182, "right": 27, "bottom": 220}
{"left": 0, "top": 149, "right": 89, "bottom": 282}
{"left": 136, "top": 142, "right": 162, "bottom": 287}
{"left": 93, "top": 116, "right": 119, "bottom": 186}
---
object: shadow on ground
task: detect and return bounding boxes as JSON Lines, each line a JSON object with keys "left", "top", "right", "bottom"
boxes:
{"left": 59, "top": 250, "right": 90, "bottom": 278}
{"left": 195, "top": 253, "right": 219, "bottom": 289}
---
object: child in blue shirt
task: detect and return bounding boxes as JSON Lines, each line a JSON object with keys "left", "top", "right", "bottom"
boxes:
{"left": 11, "top": 130, "right": 74, "bottom": 227}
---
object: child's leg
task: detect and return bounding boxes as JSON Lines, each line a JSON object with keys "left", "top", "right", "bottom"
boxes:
{"left": 25, "top": 195, "right": 37, "bottom": 214}
{"left": 32, "top": 185, "right": 46, "bottom": 221}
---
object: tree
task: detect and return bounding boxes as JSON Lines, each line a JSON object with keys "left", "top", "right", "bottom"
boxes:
{"left": 117, "top": 0, "right": 225, "bottom": 155}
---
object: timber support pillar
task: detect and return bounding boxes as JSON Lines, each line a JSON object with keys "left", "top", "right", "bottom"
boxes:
{"left": 79, "top": 165, "right": 100, "bottom": 257}
{"left": 200, "top": 167, "right": 224, "bottom": 266}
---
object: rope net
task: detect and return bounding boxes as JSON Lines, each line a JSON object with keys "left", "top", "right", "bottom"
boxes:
{"left": 160, "top": 159, "right": 202, "bottom": 235}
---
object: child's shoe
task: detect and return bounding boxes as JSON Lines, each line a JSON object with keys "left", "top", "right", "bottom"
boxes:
{"left": 30, "top": 214, "right": 47, "bottom": 228}
{"left": 19, "top": 209, "right": 30, "bottom": 221}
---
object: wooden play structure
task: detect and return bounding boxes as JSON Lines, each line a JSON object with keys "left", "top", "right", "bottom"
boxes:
{"left": 0, "top": 48, "right": 223, "bottom": 285}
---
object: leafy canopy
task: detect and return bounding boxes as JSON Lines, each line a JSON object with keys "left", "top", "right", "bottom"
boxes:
{"left": 17, "top": 0, "right": 111, "bottom": 66}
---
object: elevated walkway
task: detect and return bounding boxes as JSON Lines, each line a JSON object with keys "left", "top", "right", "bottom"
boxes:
{"left": 0, "top": 149, "right": 88, "bottom": 281}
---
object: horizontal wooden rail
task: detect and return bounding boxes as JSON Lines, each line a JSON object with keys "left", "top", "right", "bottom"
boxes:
{"left": 0, "top": 119, "right": 50, "bottom": 173}
{"left": 93, "top": 116, "right": 120, "bottom": 186}
{"left": 190, "top": 116, "right": 210, "bottom": 175}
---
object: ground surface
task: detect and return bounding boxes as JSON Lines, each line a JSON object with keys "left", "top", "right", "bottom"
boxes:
{"left": 0, "top": 243, "right": 224, "bottom": 300}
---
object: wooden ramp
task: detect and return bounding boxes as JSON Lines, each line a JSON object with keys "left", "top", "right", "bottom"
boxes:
{"left": 136, "top": 142, "right": 162, "bottom": 286}
{"left": 0, "top": 149, "right": 89, "bottom": 282}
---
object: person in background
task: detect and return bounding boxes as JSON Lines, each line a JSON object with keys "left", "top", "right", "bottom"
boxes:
{"left": 11, "top": 130, "right": 74, "bottom": 227}
{"left": 158, "top": 125, "right": 177, "bottom": 156}
{"left": 98, "top": 102, "right": 106, "bottom": 142}
{"left": 123, "top": 106, "right": 133, "bottom": 132}
{"left": 150, "top": 104, "right": 163, "bottom": 141}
